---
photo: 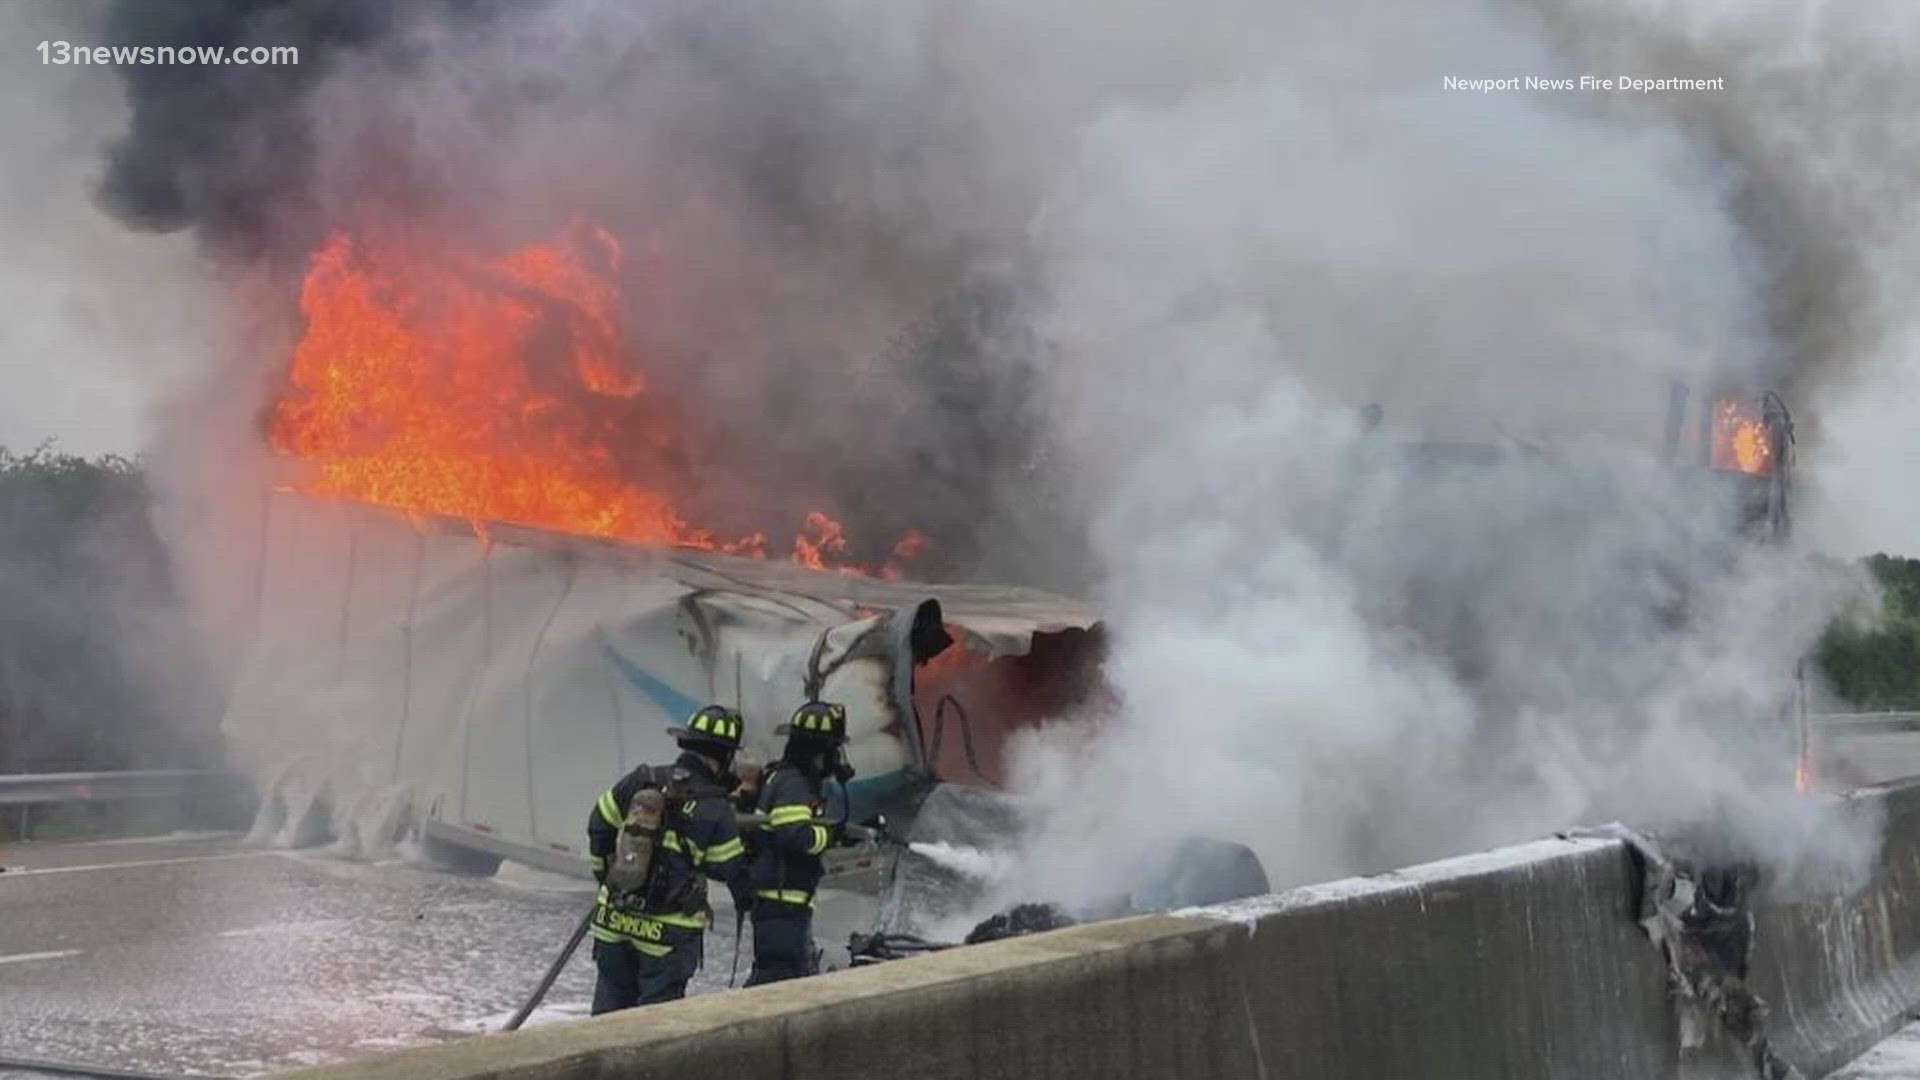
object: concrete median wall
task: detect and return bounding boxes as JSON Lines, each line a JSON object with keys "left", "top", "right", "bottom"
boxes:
{"left": 283, "top": 781, "right": 1920, "bottom": 1080}
{"left": 1745, "top": 782, "right": 1920, "bottom": 1075}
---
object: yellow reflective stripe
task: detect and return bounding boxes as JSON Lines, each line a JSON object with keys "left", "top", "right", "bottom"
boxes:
{"left": 755, "top": 888, "right": 816, "bottom": 907}
{"left": 594, "top": 898, "right": 709, "bottom": 938}
{"left": 807, "top": 824, "right": 831, "bottom": 855}
{"left": 587, "top": 855, "right": 606, "bottom": 871}
{"left": 596, "top": 790, "right": 621, "bottom": 826}
{"left": 649, "top": 910, "right": 709, "bottom": 930}
{"left": 704, "top": 836, "right": 745, "bottom": 863}
{"left": 590, "top": 924, "right": 670, "bottom": 954}
{"left": 587, "top": 887, "right": 710, "bottom": 930}
{"left": 656, "top": 830, "right": 708, "bottom": 865}
{"left": 766, "top": 805, "right": 814, "bottom": 827}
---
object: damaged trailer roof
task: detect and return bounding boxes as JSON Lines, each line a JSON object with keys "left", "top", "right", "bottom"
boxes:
{"left": 428, "top": 513, "right": 1103, "bottom": 660}
{"left": 221, "top": 494, "right": 1100, "bottom": 875}
{"left": 530, "top": 529, "right": 1100, "bottom": 659}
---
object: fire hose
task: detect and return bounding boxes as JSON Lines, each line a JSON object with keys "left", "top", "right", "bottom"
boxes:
{"left": 846, "top": 931, "right": 958, "bottom": 965}
{"left": 501, "top": 809, "right": 773, "bottom": 1031}
{"left": 728, "top": 904, "right": 747, "bottom": 988}
{"left": 10, "top": 828, "right": 936, "bottom": 1076}
{"left": 500, "top": 816, "right": 892, "bottom": 1028}
{"left": 846, "top": 904, "right": 1076, "bottom": 968}
{"left": 501, "top": 906, "right": 595, "bottom": 1032}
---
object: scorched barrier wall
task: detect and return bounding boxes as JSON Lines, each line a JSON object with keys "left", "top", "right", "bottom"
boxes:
{"left": 280, "top": 779, "right": 1920, "bottom": 1080}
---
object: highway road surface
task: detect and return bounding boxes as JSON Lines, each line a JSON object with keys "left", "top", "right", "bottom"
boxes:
{"left": 0, "top": 830, "right": 883, "bottom": 1079}
{"left": 1834, "top": 1021, "right": 1920, "bottom": 1079}
{"left": 0, "top": 833, "right": 681, "bottom": 1077}
{"left": 2, "top": 801, "right": 1915, "bottom": 1078}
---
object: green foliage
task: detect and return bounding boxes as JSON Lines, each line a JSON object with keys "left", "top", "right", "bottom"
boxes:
{"left": 1816, "top": 554, "right": 1920, "bottom": 710}
{"left": 0, "top": 445, "right": 214, "bottom": 774}
{"left": 0, "top": 443, "right": 146, "bottom": 516}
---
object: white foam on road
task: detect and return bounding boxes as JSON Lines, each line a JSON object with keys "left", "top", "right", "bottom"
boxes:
{"left": 215, "top": 918, "right": 352, "bottom": 940}
{"left": 491, "top": 861, "right": 595, "bottom": 892}
{"left": 1173, "top": 835, "right": 1618, "bottom": 929}
{"left": 2, "top": 839, "right": 609, "bottom": 1077}
{"left": 366, "top": 991, "right": 452, "bottom": 1006}
{"left": 437, "top": 1001, "right": 593, "bottom": 1035}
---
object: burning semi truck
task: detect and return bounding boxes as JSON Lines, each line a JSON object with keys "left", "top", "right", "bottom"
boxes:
{"left": 229, "top": 493, "right": 1104, "bottom": 874}
{"left": 224, "top": 219, "right": 1792, "bottom": 928}
{"left": 227, "top": 222, "right": 1269, "bottom": 927}
{"left": 226, "top": 491, "right": 1276, "bottom": 941}
{"left": 1335, "top": 385, "right": 1796, "bottom": 780}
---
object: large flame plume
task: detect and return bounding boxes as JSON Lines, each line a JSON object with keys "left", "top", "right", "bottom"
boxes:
{"left": 268, "top": 222, "right": 921, "bottom": 575}
{"left": 1711, "top": 397, "right": 1774, "bottom": 476}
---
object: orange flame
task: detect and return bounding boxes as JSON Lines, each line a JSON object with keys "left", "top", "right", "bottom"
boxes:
{"left": 1711, "top": 398, "right": 1774, "bottom": 476}
{"left": 793, "top": 511, "right": 848, "bottom": 571}
{"left": 892, "top": 530, "right": 929, "bottom": 560}
{"left": 268, "top": 224, "right": 925, "bottom": 574}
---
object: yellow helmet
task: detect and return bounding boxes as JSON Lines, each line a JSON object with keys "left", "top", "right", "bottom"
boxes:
{"left": 775, "top": 700, "right": 848, "bottom": 744}
{"left": 666, "top": 704, "right": 744, "bottom": 750}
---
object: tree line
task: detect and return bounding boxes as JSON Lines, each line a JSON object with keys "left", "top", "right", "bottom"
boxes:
{"left": 0, "top": 448, "right": 217, "bottom": 775}
{"left": 1817, "top": 554, "right": 1920, "bottom": 711}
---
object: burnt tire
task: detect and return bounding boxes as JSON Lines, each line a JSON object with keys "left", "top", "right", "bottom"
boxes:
{"left": 1134, "top": 837, "right": 1269, "bottom": 910}
{"left": 421, "top": 832, "right": 504, "bottom": 876}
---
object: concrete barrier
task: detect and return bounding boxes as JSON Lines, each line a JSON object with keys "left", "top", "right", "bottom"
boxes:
{"left": 1746, "top": 782, "right": 1920, "bottom": 1075}
{"left": 282, "top": 781, "right": 1920, "bottom": 1080}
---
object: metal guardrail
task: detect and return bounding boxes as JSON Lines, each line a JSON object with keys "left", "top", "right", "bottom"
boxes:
{"left": 0, "top": 769, "right": 240, "bottom": 807}
{"left": 1809, "top": 712, "right": 1920, "bottom": 737}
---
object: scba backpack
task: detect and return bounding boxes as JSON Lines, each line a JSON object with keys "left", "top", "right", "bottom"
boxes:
{"left": 605, "top": 766, "right": 709, "bottom": 912}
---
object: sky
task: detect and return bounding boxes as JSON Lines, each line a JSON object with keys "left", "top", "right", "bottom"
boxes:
{"left": 0, "top": 5, "right": 218, "bottom": 458}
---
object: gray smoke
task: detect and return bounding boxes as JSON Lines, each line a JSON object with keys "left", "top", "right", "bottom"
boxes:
{"left": 1512, "top": 0, "right": 1920, "bottom": 556}
{"left": 0, "top": 2, "right": 221, "bottom": 457}
{"left": 86, "top": 0, "right": 1060, "bottom": 575}
{"left": 0, "top": 4, "right": 232, "bottom": 774}
{"left": 93, "top": 0, "right": 482, "bottom": 259}
{"left": 986, "top": 0, "right": 1904, "bottom": 905}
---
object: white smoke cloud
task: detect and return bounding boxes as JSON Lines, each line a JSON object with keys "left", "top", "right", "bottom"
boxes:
{"left": 0, "top": 2, "right": 222, "bottom": 457}
{"left": 0, "top": 4, "right": 233, "bottom": 778}
{"left": 1521, "top": 0, "right": 1920, "bottom": 558}
{"left": 974, "top": 0, "right": 1888, "bottom": 905}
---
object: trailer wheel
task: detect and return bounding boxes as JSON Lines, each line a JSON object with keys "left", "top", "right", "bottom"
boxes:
{"left": 421, "top": 832, "right": 504, "bottom": 876}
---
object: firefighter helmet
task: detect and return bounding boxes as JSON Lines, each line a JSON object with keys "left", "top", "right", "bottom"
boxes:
{"left": 666, "top": 704, "right": 745, "bottom": 750}
{"left": 776, "top": 700, "right": 848, "bottom": 744}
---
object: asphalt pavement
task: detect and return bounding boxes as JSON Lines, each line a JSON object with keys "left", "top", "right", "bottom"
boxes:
{"left": 1833, "top": 1020, "right": 1920, "bottom": 1079}
{"left": 0, "top": 834, "right": 626, "bottom": 1077}
{"left": 0, "top": 831, "right": 884, "bottom": 1078}
{"left": 0, "top": 724, "right": 1907, "bottom": 1080}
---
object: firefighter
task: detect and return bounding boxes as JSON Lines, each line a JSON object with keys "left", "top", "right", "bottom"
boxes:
{"left": 585, "top": 705, "right": 753, "bottom": 1013}
{"left": 743, "top": 699, "right": 856, "bottom": 986}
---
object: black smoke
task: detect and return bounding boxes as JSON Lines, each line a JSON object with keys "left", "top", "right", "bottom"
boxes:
{"left": 85, "top": 0, "right": 1066, "bottom": 586}
{"left": 95, "top": 0, "right": 509, "bottom": 258}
